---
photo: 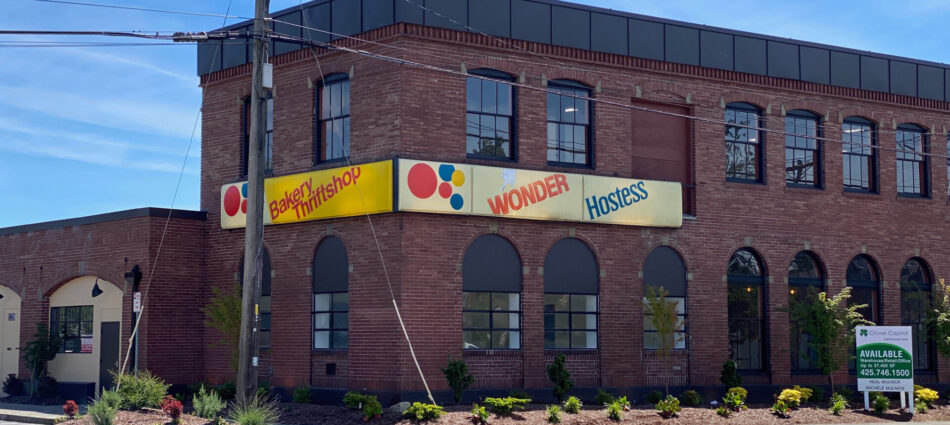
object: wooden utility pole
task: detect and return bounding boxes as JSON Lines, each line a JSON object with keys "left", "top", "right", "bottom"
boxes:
{"left": 237, "top": 0, "right": 269, "bottom": 402}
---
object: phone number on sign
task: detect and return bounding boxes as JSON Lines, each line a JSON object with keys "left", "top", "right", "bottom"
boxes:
{"left": 860, "top": 369, "right": 911, "bottom": 377}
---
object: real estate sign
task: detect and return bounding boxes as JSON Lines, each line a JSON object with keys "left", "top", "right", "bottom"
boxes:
{"left": 856, "top": 326, "right": 913, "bottom": 392}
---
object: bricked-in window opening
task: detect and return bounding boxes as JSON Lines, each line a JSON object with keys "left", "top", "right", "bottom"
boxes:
{"left": 727, "top": 248, "right": 766, "bottom": 371}
{"left": 842, "top": 117, "right": 877, "bottom": 192}
{"left": 50, "top": 305, "right": 92, "bottom": 353}
{"left": 239, "top": 248, "right": 272, "bottom": 348}
{"left": 543, "top": 237, "right": 598, "bottom": 349}
{"left": 896, "top": 124, "right": 929, "bottom": 196}
{"left": 788, "top": 251, "right": 824, "bottom": 372}
{"left": 642, "top": 246, "right": 687, "bottom": 350}
{"left": 466, "top": 69, "right": 515, "bottom": 160}
{"left": 547, "top": 80, "right": 592, "bottom": 167}
{"left": 725, "top": 102, "right": 763, "bottom": 182}
{"left": 462, "top": 234, "right": 522, "bottom": 350}
{"left": 242, "top": 97, "right": 274, "bottom": 176}
{"left": 313, "top": 236, "right": 349, "bottom": 350}
{"left": 900, "top": 257, "right": 934, "bottom": 371}
{"left": 785, "top": 110, "right": 821, "bottom": 188}
{"left": 847, "top": 254, "right": 880, "bottom": 371}
{"left": 315, "top": 74, "right": 350, "bottom": 163}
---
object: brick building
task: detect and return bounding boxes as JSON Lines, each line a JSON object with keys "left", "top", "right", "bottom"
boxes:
{"left": 5, "top": 0, "right": 950, "bottom": 403}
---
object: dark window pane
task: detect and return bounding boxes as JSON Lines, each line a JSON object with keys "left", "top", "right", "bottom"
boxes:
{"left": 332, "top": 331, "right": 348, "bottom": 349}
{"left": 332, "top": 312, "right": 348, "bottom": 330}
{"left": 466, "top": 77, "right": 481, "bottom": 111}
{"left": 497, "top": 83, "right": 512, "bottom": 116}
{"left": 463, "top": 292, "right": 490, "bottom": 310}
{"left": 482, "top": 80, "right": 497, "bottom": 114}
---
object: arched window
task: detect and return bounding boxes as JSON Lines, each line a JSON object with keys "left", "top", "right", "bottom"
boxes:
{"left": 462, "top": 235, "right": 521, "bottom": 350}
{"left": 543, "top": 238, "right": 598, "bottom": 349}
{"left": 846, "top": 255, "right": 880, "bottom": 323}
{"left": 242, "top": 97, "right": 273, "bottom": 175}
{"left": 466, "top": 69, "right": 515, "bottom": 160}
{"left": 785, "top": 110, "right": 821, "bottom": 187}
{"left": 725, "top": 102, "right": 763, "bottom": 182}
{"left": 315, "top": 74, "right": 350, "bottom": 163}
{"left": 842, "top": 117, "right": 877, "bottom": 192}
{"left": 238, "top": 248, "right": 272, "bottom": 347}
{"left": 900, "top": 258, "right": 933, "bottom": 371}
{"left": 547, "top": 80, "right": 592, "bottom": 167}
{"left": 313, "top": 237, "right": 348, "bottom": 349}
{"left": 642, "top": 246, "right": 687, "bottom": 350}
{"left": 788, "top": 251, "right": 824, "bottom": 371}
{"left": 896, "top": 123, "right": 929, "bottom": 196}
{"left": 727, "top": 249, "right": 766, "bottom": 370}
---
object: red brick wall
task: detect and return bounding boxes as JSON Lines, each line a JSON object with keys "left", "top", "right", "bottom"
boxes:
{"left": 197, "top": 24, "right": 950, "bottom": 394}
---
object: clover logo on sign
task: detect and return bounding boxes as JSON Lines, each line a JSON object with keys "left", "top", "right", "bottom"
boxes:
{"left": 860, "top": 329, "right": 868, "bottom": 337}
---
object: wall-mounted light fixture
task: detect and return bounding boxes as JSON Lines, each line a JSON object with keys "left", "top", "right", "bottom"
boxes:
{"left": 92, "top": 278, "right": 103, "bottom": 298}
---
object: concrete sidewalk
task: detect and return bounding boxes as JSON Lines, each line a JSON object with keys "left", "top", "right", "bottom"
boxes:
{"left": 0, "top": 402, "right": 63, "bottom": 424}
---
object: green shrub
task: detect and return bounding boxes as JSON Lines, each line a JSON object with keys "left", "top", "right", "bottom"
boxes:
{"left": 469, "top": 404, "right": 489, "bottom": 424}
{"left": 256, "top": 382, "right": 270, "bottom": 399}
{"left": 546, "top": 405, "right": 561, "bottom": 423}
{"left": 792, "top": 385, "right": 812, "bottom": 404}
{"left": 98, "top": 390, "right": 122, "bottom": 410}
{"left": 343, "top": 392, "right": 369, "bottom": 409}
{"left": 442, "top": 358, "right": 474, "bottom": 404}
{"left": 719, "top": 360, "right": 742, "bottom": 389}
{"left": 562, "top": 396, "right": 582, "bottom": 414}
{"left": 915, "top": 400, "right": 928, "bottom": 414}
{"left": 655, "top": 395, "right": 680, "bottom": 418}
{"left": 292, "top": 386, "right": 311, "bottom": 404}
{"left": 192, "top": 385, "right": 226, "bottom": 419}
{"left": 715, "top": 406, "right": 731, "bottom": 417}
{"left": 835, "top": 387, "right": 854, "bottom": 401}
{"left": 771, "top": 400, "right": 790, "bottom": 418}
{"left": 830, "top": 399, "right": 846, "bottom": 415}
{"left": 87, "top": 398, "right": 116, "bottom": 425}
{"left": 484, "top": 397, "right": 530, "bottom": 415}
{"left": 214, "top": 382, "right": 236, "bottom": 400}
{"left": 646, "top": 390, "right": 664, "bottom": 405}
{"left": 403, "top": 402, "right": 444, "bottom": 422}
{"left": 722, "top": 391, "right": 746, "bottom": 412}
{"left": 606, "top": 401, "right": 623, "bottom": 421}
{"left": 678, "top": 389, "right": 702, "bottom": 406}
{"left": 361, "top": 397, "right": 383, "bottom": 420}
{"left": 114, "top": 371, "right": 170, "bottom": 410}
{"left": 726, "top": 387, "right": 747, "bottom": 402}
{"left": 872, "top": 394, "right": 889, "bottom": 415}
{"left": 616, "top": 396, "right": 630, "bottom": 409}
{"left": 595, "top": 389, "right": 615, "bottom": 406}
{"left": 915, "top": 386, "right": 939, "bottom": 407}
{"left": 777, "top": 389, "right": 802, "bottom": 409}
{"left": 546, "top": 354, "right": 573, "bottom": 403}
{"left": 509, "top": 389, "right": 530, "bottom": 400}
{"left": 227, "top": 397, "right": 280, "bottom": 425}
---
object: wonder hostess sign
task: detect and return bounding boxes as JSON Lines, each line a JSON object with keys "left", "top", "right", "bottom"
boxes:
{"left": 856, "top": 326, "right": 913, "bottom": 392}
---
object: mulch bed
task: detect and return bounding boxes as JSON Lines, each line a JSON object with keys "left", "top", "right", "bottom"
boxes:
{"left": 59, "top": 408, "right": 209, "bottom": 425}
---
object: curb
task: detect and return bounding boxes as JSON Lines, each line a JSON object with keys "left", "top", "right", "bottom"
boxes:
{"left": 0, "top": 411, "right": 60, "bottom": 425}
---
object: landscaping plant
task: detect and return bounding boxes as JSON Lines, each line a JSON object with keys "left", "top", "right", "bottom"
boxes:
{"left": 291, "top": 386, "right": 311, "bottom": 403}
{"left": 87, "top": 397, "right": 117, "bottom": 425}
{"left": 562, "top": 396, "right": 582, "bottom": 414}
{"left": 192, "top": 385, "right": 226, "bottom": 419}
{"left": 546, "top": 354, "right": 573, "bottom": 403}
{"left": 643, "top": 286, "right": 686, "bottom": 395}
{"left": 215, "top": 382, "right": 236, "bottom": 400}
{"left": 22, "top": 323, "right": 61, "bottom": 400}
{"left": 2, "top": 374, "right": 24, "bottom": 396}
{"left": 442, "top": 357, "right": 474, "bottom": 404}
{"left": 771, "top": 400, "right": 790, "bottom": 418}
{"left": 469, "top": 403, "right": 489, "bottom": 424}
{"left": 916, "top": 401, "right": 928, "bottom": 414}
{"left": 203, "top": 284, "right": 242, "bottom": 372}
{"left": 606, "top": 401, "right": 623, "bottom": 421}
{"left": 98, "top": 390, "right": 122, "bottom": 410}
{"left": 343, "top": 392, "right": 369, "bottom": 409}
{"left": 722, "top": 391, "right": 746, "bottom": 412}
{"left": 509, "top": 389, "right": 530, "bottom": 400}
{"left": 654, "top": 394, "right": 680, "bottom": 418}
{"left": 114, "top": 371, "right": 170, "bottom": 410}
{"left": 227, "top": 396, "right": 280, "bottom": 425}
{"left": 361, "top": 396, "right": 383, "bottom": 421}
{"left": 829, "top": 392, "right": 848, "bottom": 416}
{"left": 678, "top": 389, "right": 702, "bottom": 405}
{"left": 62, "top": 400, "right": 78, "bottom": 419}
{"left": 545, "top": 405, "right": 561, "bottom": 424}
{"left": 715, "top": 406, "right": 731, "bottom": 417}
{"left": 484, "top": 397, "right": 530, "bottom": 415}
{"left": 792, "top": 385, "right": 812, "bottom": 404}
{"left": 872, "top": 394, "right": 889, "bottom": 414}
{"left": 778, "top": 388, "right": 802, "bottom": 409}
{"left": 930, "top": 278, "right": 950, "bottom": 358}
{"left": 403, "top": 402, "right": 444, "bottom": 422}
{"left": 914, "top": 385, "right": 938, "bottom": 408}
{"left": 807, "top": 385, "right": 825, "bottom": 403}
{"left": 616, "top": 396, "right": 630, "bottom": 410}
{"left": 719, "top": 359, "right": 742, "bottom": 389}
{"left": 161, "top": 395, "right": 184, "bottom": 424}
{"left": 726, "top": 386, "right": 747, "bottom": 402}
{"left": 646, "top": 390, "right": 664, "bottom": 405}
{"left": 595, "top": 388, "right": 615, "bottom": 406}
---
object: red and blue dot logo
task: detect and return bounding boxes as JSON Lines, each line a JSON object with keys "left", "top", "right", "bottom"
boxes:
{"left": 407, "top": 162, "right": 465, "bottom": 210}
{"left": 223, "top": 182, "right": 249, "bottom": 217}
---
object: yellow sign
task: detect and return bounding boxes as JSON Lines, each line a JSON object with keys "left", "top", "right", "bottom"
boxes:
{"left": 471, "top": 167, "right": 582, "bottom": 221}
{"left": 398, "top": 160, "right": 472, "bottom": 214}
{"left": 220, "top": 160, "right": 393, "bottom": 229}
{"left": 581, "top": 175, "right": 682, "bottom": 227}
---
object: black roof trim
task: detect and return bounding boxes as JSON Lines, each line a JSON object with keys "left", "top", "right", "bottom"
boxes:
{"left": 0, "top": 208, "right": 206, "bottom": 236}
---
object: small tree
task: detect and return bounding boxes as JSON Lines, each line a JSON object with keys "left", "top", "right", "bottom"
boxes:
{"left": 441, "top": 357, "right": 473, "bottom": 403}
{"left": 546, "top": 354, "right": 572, "bottom": 403}
{"left": 643, "top": 286, "right": 685, "bottom": 395}
{"left": 785, "top": 287, "right": 872, "bottom": 392}
{"left": 931, "top": 278, "right": 950, "bottom": 357}
{"left": 203, "top": 284, "right": 242, "bottom": 372}
{"left": 719, "top": 360, "right": 742, "bottom": 389}
{"left": 22, "top": 323, "right": 61, "bottom": 399}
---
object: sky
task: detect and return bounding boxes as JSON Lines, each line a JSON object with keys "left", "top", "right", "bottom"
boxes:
{"left": 2, "top": 0, "right": 950, "bottom": 227}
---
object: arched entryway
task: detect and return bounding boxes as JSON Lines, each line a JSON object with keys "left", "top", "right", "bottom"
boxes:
{"left": 0, "top": 285, "right": 21, "bottom": 395}
{"left": 46, "top": 276, "right": 122, "bottom": 393}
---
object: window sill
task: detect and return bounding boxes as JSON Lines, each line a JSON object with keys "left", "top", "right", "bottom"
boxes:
{"left": 311, "top": 349, "right": 348, "bottom": 354}
{"left": 463, "top": 349, "right": 522, "bottom": 356}
{"left": 467, "top": 154, "right": 517, "bottom": 163}
{"left": 785, "top": 183, "right": 823, "bottom": 190}
{"left": 547, "top": 161, "right": 593, "bottom": 170}
{"left": 312, "top": 158, "right": 348, "bottom": 169}
{"left": 897, "top": 193, "right": 931, "bottom": 200}
{"left": 544, "top": 349, "right": 598, "bottom": 356}
{"left": 724, "top": 179, "right": 768, "bottom": 189}
{"left": 843, "top": 189, "right": 880, "bottom": 197}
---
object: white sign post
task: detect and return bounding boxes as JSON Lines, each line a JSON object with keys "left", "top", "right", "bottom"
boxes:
{"left": 855, "top": 326, "right": 914, "bottom": 413}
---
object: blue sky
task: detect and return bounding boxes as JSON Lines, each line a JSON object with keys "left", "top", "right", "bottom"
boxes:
{"left": 2, "top": 0, "right": 950, "bottom": 227}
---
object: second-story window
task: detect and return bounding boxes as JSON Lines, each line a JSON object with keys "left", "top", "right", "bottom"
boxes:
{"left": 242, "top": 97, "right": 274, "bottom": 175}
{"left": 842, "top": 117, "right": 877, "bottom": 192}
{"left": 724, "top": 102, "right": 762, "bottom": 182}
{"left": 547, "top": 80, "right": 592, "bottom": 167}
{"left": 466, "top": 69, "right": 514, "bottom": 160}
{"left": 896, "top": 124, "right": 928, "bottom": 196}
{"left": 316, "top": 74, "right": 350, "bottom": 163}
{"left": 785, "top": 110, "right": 821, "bottom": 188}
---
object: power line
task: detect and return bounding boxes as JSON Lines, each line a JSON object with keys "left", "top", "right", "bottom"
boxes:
{"left": 31, "top": 0, "right": 247, "bottom": 20}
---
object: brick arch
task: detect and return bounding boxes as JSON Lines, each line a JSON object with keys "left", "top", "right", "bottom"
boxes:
{"left": 455, "top": 228, "right": 527, "bottom": 271}
{"left": 782, "top": 101, "right": 827, "bottom": 119}
{"left": 544, "top": 71, "right": 596, "bottom": 90}
{"left": 639, "top": 243, "right": 691, "bottom": 281}
{"left": 843, "top": 252, "right": 884, "bottom": 282}
{"left": 720, "top": 91, "right": 772, "bottom": 113}
{"left": 897, "top": 255, "right": 935, "bottom": 283}
{"left": 539, "top": 234, "right": 602, "bottom": 276}
{"left": 721, "top": 245, "right": 771, "bottom": 281}
{"left": 308, "top": 64, "right": 351, "bottom": 83}
{"left": 43, "top": 272, "right": 124, "bottom": 298}
{"left": 465, "top": 64, "right": 520, "bottom": 81}
{"left": 637, "top": 80, "right": 689, "bottom": 103}
{"left": 837, "top": 107, "right": 882, "bottom": 124}
{"left": 782, "top": 247, "right": 831, "bottom": 284}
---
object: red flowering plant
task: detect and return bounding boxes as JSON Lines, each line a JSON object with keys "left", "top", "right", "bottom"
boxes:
{"left": 161, "top": 395, "right": 183, "bottom": 424}
{"left": 62, "top": 400, "right": 79, "bottom": 419}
